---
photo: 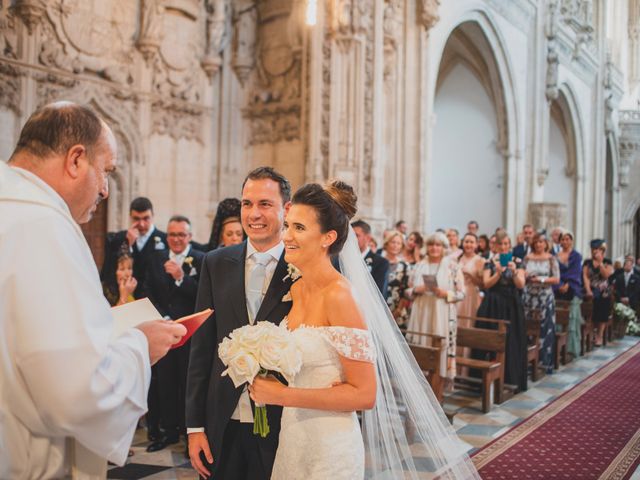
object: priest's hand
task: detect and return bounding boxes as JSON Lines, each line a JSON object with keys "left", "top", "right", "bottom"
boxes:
{"left": 136, "top": 320, "right": 187, "bottom": 365}
{"left": 188, "top": 432, "right": 213, "bottom": 478}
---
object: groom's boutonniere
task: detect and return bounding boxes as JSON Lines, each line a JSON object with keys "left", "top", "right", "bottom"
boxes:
{"left": 184, "top": 256, "right": 196, "bottom": 276}
{"left": 154, "top": 236, "right": 166, "bottom": 250}
{"left": 283, "top": 263, "right": 301, "bottom": 283}
{"left": 365, "top": 257, "right": 373, "bottom": 271}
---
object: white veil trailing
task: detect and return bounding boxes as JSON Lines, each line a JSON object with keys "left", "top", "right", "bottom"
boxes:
{"left": 338, "top": 228, "right": 480, "bottom": 479}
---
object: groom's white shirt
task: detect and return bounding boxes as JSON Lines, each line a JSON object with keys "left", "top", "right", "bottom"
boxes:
{"left": 188, "top": 240, "right": 284, "bottom": 433}
{"left": 0, "top": 163, "right": 151, "bottom": 478}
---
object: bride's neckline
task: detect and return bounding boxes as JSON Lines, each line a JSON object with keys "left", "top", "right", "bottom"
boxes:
{"left": 282, "top": 317, "right": 367, "bottom": 333}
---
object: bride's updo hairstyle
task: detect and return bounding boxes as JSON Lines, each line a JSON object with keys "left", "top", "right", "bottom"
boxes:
{"left": 291, "top": 180, "right": 357, "bottom": 255}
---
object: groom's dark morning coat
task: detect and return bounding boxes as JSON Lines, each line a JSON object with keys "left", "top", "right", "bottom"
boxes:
{"left": 186, "top": 242, "right": 293, "bottom": 477}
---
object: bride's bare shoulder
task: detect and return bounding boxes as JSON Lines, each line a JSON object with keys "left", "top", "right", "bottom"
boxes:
{"left": 322, "top": 278, "right": 366, "bottom": 329}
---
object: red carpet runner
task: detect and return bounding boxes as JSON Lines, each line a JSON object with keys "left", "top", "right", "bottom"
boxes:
{"left": 472, "top": 342, "right": 640, "bottom": 479}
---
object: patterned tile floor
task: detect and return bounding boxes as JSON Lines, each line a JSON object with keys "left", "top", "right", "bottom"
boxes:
{"left": 108, "top": 336, "right": 640, "bottom": 479}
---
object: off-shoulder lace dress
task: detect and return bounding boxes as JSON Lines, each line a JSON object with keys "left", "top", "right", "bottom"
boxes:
{"left": 271, "top": 319, "right": 375, "bottom": 480}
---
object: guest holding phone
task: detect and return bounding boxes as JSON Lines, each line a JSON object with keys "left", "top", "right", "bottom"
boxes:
{"left": 477, "top": 230, "right": 528, "bottom": 392}
{"left": 406, "top": 232, "right": 465, "bottom": 388}
{"left": 522, "top": 233, "right": 560, "bottom": 374}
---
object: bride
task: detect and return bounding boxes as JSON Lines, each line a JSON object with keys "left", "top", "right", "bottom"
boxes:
{"left": 249, "top": 181, "right": 479, "bottom": 479}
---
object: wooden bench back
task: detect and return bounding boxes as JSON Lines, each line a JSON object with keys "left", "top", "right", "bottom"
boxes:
{"left": 526, "top": 315, "right": 541, "bottom": 340}
{"left": 581, "top": 299, "right": 592, "bottom": 322}
{"left": 556, "top": 307, "right": 570, "bottom": 332}
{"left": 457, "top": 325, "right": 507, "bottom": 353}
{"left": 409, "top": 344, "right": 441, "bottom": 373}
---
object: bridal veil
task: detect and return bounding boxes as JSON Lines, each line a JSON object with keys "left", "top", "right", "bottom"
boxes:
{"left": 339, "top": 228, "right": 480, "bottom": 479}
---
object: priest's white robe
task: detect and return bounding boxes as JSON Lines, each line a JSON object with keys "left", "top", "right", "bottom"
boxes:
{"left": 0, "top": 162, "right": 151, "bottom": 479}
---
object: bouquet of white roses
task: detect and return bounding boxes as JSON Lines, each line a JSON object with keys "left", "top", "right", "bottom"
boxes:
{"left": 218, "top": 321, "right": 302, "bottom": 437}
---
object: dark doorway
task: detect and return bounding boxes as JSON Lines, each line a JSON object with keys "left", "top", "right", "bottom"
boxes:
{"left": 81, "top": 200, "right": 108, "bottom": 270}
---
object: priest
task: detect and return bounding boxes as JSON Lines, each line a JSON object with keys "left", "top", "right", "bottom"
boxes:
{"left": 0, "top": 102, "right": 186, "bottom": 478}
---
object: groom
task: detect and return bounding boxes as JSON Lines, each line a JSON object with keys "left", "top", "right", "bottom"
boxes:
{"left": 186, "top": 167, "right": 293, "bottom": 479}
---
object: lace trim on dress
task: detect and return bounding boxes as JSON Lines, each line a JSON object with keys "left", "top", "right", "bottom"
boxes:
{"left": 320, "top": 327, "right": 376, "bottom": 363}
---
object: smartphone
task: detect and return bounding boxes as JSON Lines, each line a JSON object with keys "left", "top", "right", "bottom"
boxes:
{"left": 499, "top": 252, "right": 513, "bottom": 267}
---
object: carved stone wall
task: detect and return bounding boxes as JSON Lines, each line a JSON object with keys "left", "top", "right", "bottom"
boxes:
{"left": 0, "top": 0, "right": 238, "bottom": 243}
{"left": 1, "top": 0, "right": 638, "bottom": 259}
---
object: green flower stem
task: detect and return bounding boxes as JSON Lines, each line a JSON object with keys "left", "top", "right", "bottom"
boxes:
{"left": 253, "top": 369, "right": 270, "bottom": 437}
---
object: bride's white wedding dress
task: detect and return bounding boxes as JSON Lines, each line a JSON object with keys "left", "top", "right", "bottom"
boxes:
{"left": 271, "top": 319, "right": 375, "bottom": 480}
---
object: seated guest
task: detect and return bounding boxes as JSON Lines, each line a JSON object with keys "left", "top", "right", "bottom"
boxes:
{"left": 381, "top": 231, "right": 411, "bottom": 331}
{"left": 101, "top": 197, "right": 166, "bottom": 299}
{"left": 446, "top": 228, "right": 462, "bottom": 258}
{"left": 406, "top": 232, "right": 464, "bottom": 387}
{"left": 402, "top": 231, "right": 424, "bottom": 265}
{"left": 144, "top": 215, "right": 205, "bottom": 453}
{"left": 522, "top": 233, "right": 560, "bottom": 374}
{"left": 553, "top": 231, "right": 583, "bottom": 357}
{"left": 206, "top": 197, "right": 244, "bottom": 251}
{"left": 102, "top": 253, "right": 137, "bottom": 306}
{"left": 611, "top": 256, "right": 640, "bottom": 311}
{"left": 477, "top": 230, "right": 528, "bottom": 392}
{"left": 352, "top": 220, "right": 390, "bottom": 294}
{"left": 583, "top": 239, "right": 614, "bottom": 346}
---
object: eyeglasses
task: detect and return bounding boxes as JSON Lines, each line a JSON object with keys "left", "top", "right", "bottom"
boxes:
{"left": 168, "top": 232, "right": 190, "bottom": 239}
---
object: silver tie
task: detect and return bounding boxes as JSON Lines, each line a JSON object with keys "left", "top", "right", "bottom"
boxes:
{"left": 247, "top": 252, "right": 271, "bottom": 324}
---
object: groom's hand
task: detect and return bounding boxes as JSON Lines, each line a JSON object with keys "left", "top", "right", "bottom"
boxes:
{"left": 188, "top": 432, "right": 213, "bottom": 478}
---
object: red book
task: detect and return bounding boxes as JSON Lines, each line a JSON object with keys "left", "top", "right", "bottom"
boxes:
{"left": 172, "top": 308, "right": 213, "bottom": 349}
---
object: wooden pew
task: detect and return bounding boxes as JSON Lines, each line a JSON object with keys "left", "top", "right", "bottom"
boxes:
{"left": 406, "top": 331, "right": 445, "bottom": 404}
{"left": 580, "top": 300, "right": 594, "bottom": 354}
{"left": 554, "top": 308, "right": 570, "bottom": 368}
{"left": 525, "top": 312, "right": 542, "bottom": 381}
{"left": 455, "top": 316, "right": 508, "bottom": 413}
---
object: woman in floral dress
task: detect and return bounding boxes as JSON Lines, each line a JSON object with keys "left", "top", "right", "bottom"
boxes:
{"left": 522, "top": 233, "right": 560, "bottom": 374}
{"left": 381, "top": 230, "right": 411, "bottom": 331}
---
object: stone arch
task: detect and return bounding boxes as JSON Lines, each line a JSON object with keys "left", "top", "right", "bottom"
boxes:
{"left": 546, "top": 83, "right": 583, "bottom": 231}
{"left": 38, "top": 87, "right": 143, "bottom": 230}
{"left": 426, "top": 9, "right": 519, "bottom": 231}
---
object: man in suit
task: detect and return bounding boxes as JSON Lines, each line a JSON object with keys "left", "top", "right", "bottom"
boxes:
{"left": 352, "top": 220, "right": 389, "bottom": 295}
{"left": 550, "top": 227, "right": 564, "bottom": 256}
{"left": 144, "top": 215, "right": 205, "bottom": 453}
{"left": 101, "top": 197, "right": 167, "bottom": 299}
{"left": 611, "top": 256, "right": 640, "bottom": 311}
{"left": 186, "top": 167, "right": 293, "bottom": 479}
{"left": 513, "top": 223, "right": 535, "bottom": 260}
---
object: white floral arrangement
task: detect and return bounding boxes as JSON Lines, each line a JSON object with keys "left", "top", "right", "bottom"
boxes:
{"left": 218, "top": 321, "right": 303, "bottom": 437}
{"left": 284, "top": 263, "right": 301, "bottom": 282}
{"left": 614, "top": 302, "right": 637, "bottom": 322}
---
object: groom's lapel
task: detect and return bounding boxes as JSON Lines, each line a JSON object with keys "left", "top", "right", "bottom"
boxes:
{"left": 224, "top": 242, "right": 250, "bottom": 328}
{"left": 255, "top": 251, "right": 291, "bottom": 323}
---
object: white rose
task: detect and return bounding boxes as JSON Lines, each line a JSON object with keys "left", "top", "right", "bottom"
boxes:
{"left": 259, "top": 331, "right": 290, "bottom": 371}
{"left": 223, "top": 351, "right": 260, "bottom": 388}
{"left": 278, "top": 343, "right": 303, "bottom": 382}
{"left": 218, "top": 336, "right": 240, "bottom": 365}
{"left": 236, "top": 322, "right": 271, "bottom": 352}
